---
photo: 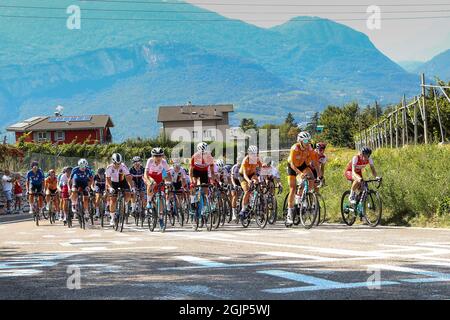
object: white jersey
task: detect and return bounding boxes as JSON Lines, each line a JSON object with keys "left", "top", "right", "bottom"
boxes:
{"left": 59, "top": 174, "right": 69, "bottom": 187}
{"left": 169, "top": 167, "right": 187, "bottom": 183}
{"left": 106, "top": 163, "right": 130, "bottom": 183}
{"left": 145, "top": 158, "right": 170, "bottom": 176}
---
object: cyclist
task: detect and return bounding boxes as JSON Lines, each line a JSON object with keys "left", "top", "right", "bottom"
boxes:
{"left": 93, "top": 168, "right": 106, "bottom": 219}
{"left": 70, "top": 159, "right": 94, "bottom": 220}
{"left": 130, "top": 156, "right": 146, "bottom": 216}
{"left": 168, "top": 159, "right": 188, "bottom": 191}
{"left": 286, "top": 132, "right": 322, "bottom": 225}
{"left": 260, "top": 156, "right": 283, "bottom": 192}
{"left": 344, "top": 147, "right": 380, "bottom": 204}
{"left": 58, "top": 166, "right": 72, "bottom": 223}
{"left": 216, "top": 159, "right": 232, "bottom": 186}
{"left": 189, "top": 142, "right": 215, "bottom": 211}
{"left": 44, "top": 169, "right": 59, "bottom": 216}
{"left": 231, "top": 154, "right": 244, "bottom": 222}
{"left": 26, "top": 161, "right": 45, "bottom": 215}
{"left": 311, "top": 142, "right": 328, "bottom": 182}
{"left": 239, "top": 145, "right": 262, "bottom": 218}
{"left": 106, "top": 153, "right": 135, "bottom": 226}
{"left": 143, "top": 148, "right": 171, "bottom": 229}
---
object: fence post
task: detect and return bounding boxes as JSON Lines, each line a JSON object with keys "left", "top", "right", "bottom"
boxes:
{"left": 414, "top": 98, "right": 418, "bottom": 144}
{"left": 402, "top": 95, "right": 406, "bottom": 146}
{"left": 389, "top": 115, "right": 393, "bottom": 148}
{"left": 433, "top": 88, "right": 445, "bottom": 144}
{"left": 421, "top": 73, "right": 429, "bottom": 144}
{"left": 395, "top": 109, "right": 399, "bottom": 148}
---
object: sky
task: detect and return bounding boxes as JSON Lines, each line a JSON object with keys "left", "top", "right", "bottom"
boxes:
{"left": 185, "top": 0, "right": 450, "bottom": 62}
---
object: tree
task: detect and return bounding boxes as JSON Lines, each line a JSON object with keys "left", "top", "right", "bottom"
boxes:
{"left": 284, "top": 113, "right": 296, "bottom": 127}
{"left": 305, "top": 112, "right": 320, "bottom": 134}
{"left": 239, "top": 118, "right": 258, "bottom": 132}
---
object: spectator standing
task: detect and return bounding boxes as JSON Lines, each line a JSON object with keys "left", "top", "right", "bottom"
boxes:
{"left": 2, "top": 170, "right": 13, "bottom": 214}
{"left": 13, "top": 174, "right": 23, "bottom": 213}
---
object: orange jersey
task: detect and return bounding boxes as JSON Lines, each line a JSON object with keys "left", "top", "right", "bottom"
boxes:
{"left": 239, "top": 155, "right": 262, "bottom": 176}
{"left": 288, "top": 143, "right": 316, "bottom": 168}
{"left": 45, "top": 176, "right": 58, "bottom": 190}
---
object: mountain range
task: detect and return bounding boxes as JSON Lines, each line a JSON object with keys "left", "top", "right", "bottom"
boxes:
{"left": 0, "top": 0, "right": 445, "bottom": 140}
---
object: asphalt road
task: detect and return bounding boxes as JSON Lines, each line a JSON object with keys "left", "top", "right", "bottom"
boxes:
{"left": 1, "top": 215, "right": 450, "bottom": 300}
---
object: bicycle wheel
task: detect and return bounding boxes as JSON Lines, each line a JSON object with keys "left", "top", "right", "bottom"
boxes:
{"left": 363, "top": 190, "right": 382, "bottom": 227}
{"left": 34, "top": 211, "right": 39, "bottom": 226}
{"left": 192, "top": 204, "right": 200, "bottom": 231}
{"left": 239, "top": 195, "right": 251, "bottom": 228}
{"left": 174, "top": 196, "right": 184, "bottom": 227}
{"left": 147, "top": 206, "right": 157, "bottom": 232}
{"left": 119, "top": 197, "right": 126, "bottom": 232}
{"left": 212, "top": 195, "right": 221, "bottom": 230}
{"left": 203, "top": 196, "right": 214, "bottom": 231}
{"left": 300, "top": 192, "right": 318, "bottom": 229}
{"left": 255, "top": 195, "right": 268, "bottom": 229}
{"left": 66, "top": 209, "right": 72, "bottom": 228}
{"left": 267, "top": 194, "right": 277, "bottom": 225}
{"left": 100, "top": 199, "right": 105, "bottom": 228}
{"left": 341, "top": 190, "right": 356, "bottom": 226}
{"left": 316, "top": 193, "right": 327, "bottom": 226}
{"left": 48, "top": 202, "right": 54, "bottom": 224}
{"left": 161, "top": 200, "right": 168, "bottom": 233}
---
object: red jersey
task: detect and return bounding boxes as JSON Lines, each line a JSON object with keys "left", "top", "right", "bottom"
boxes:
{"left": 190, "top": 151, "right": 214, "bottom": 172}
{"left": 345, "top": 155, "right": 374, "bottom": 174}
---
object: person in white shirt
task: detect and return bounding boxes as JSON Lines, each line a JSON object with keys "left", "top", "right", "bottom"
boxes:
{"left": 2, "top": 170, "right": 13, "bottom": 214}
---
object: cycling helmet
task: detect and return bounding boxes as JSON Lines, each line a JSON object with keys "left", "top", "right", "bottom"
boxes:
{"left": 30, "top": 161, "right": 39, "bottom": 169}
{"left": 78, "top": 158, "right": 89, "bottom": 168}
{"left": 172, "top": 158, "right": 181, "bottom": 167}
{"left": 98, "top": 168, "right": 106, "bottom": 175}
{"left": 151, "top": 147, "right": 164, "bottom": 156}
{"left": 111, "top": 153, "right": 122, "bottom": 164}
{"left": 361, "top": 146, "right": 372, "bottom": 157}
{"left": 48, "top": 169, "right": 55, "bottom": 175}
{"left": 297, "top": 131, "right": 312, "bottom": 143}
{"left": 216, "top": 159, "right": 224, "bottom": 170}
{"left": 248, "top": 145, "right": 258, "bottom": 154}
{"left": 197, "top": 142, "right": 208, "bottom": 153}
{"left": 65, "top": 166, "right": 73, "bottom": 173}
{"left": 316, "top": 142, "right": 327, "bottom": 150}
{"left": 132, "top": 156, "right": 141, "bottom": 163}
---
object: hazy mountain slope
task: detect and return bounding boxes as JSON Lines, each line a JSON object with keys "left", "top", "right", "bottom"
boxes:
{"left": 414, "top": 49, "right": 450, "bottom": 80}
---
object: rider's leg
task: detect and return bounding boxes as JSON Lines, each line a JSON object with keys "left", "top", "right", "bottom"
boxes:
{"left": 70, "top": 187, "right": 78, "bottom": 212}
{"left": 38, "top": 193, "right": 44, "bottom": 212}
{"left": 28, "top": 192, "right": 34, "bottom": 214}
{"left": 45, "top": 191, "right": 51, "bottom": 211}
{"left": 287, "top": 175, "right": 297, "bottom": 224}
{"left": 239, "top": 180, "right": 250, "bottom": 215}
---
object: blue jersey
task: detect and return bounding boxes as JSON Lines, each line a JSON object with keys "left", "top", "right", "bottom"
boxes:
{"left": 70, "top": 166, "right": 93, "bottom": 184}
{"left": 26, "top": 169, "right": 45, "bottom": 186}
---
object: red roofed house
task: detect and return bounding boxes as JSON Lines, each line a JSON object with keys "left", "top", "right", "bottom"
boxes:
{"left": 6, "top": 115, "right": 114, "bottom": 144}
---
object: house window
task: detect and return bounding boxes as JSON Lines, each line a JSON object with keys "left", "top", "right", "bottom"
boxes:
{"left": 35, "top": 132, "right": 49, "bottom": 142}
{"left": 55, "top": 131, "right": 65, "bottom": 142}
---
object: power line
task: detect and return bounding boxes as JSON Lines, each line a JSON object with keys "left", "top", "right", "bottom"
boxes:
{"left": 77, "top": 0, "right": 450, "bottom": 7}
{"left": 2, "top": 5, "right": 450, "bottom": 15}
{"left": 1, "top": 13, "right": 449, "bottom": 22}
